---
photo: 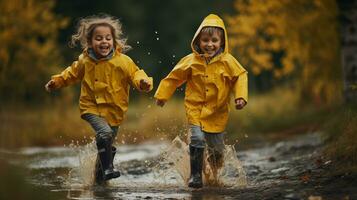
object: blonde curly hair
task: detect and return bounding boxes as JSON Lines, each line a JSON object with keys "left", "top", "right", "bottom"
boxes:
{"left": 70, "top": 14, "right": 131, "bottom": 52}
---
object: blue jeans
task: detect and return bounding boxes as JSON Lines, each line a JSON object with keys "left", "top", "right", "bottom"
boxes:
{"left": 189, "top": 125, "right": 225, "bottom": 154}
{"left": 81, "top": 113, "right": 119, "bottom": 140}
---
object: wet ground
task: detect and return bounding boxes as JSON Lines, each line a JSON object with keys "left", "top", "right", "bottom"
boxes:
{"left": 1, "top": 132, "right": 356, "bottom": 200}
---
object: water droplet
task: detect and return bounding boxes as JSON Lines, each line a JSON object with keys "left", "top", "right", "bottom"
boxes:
{"left": 148, "top": 52, "right": 151, "bottom": 55}
{"left": 156, "top": 37, "right": 159, "bottom": 41}
{"left": 244, "top": 134, "right": 249, "bottom": 138}
{"left": 172, "top": 55, "right": 176, "bottom": 58}
{"left": 155, "top": 31, "right": 158, "bottom": 34}
{"left": 136, "top": 60, "right": 140, "bottom": 64}
{"left": 158, "top": 60, "right": 162, "bottom": 64}
{"left": 136, "top": 41, "right": 140, "bottom": 44}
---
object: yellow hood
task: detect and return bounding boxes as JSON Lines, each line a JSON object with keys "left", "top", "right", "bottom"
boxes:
{"left": 191, "top": 14, "right": 229, "bottom": 55}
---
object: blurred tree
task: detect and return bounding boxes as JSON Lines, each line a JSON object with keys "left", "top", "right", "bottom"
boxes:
{"left": 226, "top": 0, "right": 342, "bottom": 105}
{"left": 338, "top": 0, "right": 357, "bottom": 103}
{"left": 0, "top": 0, "right": 68, "bottom": 104}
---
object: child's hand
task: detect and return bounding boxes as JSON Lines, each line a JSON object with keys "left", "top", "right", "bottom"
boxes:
{"left": 45, "top": 80, "right": 56, "bottom": 92}
{"left": 140, "top": 79, "right": 151, "bottom": 92}
{"left": 235, "top": 98, "right": 246, "bottom": 110}
{"left": 156, "top": 99, "right": 166, "bottom": 107}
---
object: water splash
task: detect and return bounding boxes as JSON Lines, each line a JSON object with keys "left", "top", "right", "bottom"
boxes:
{"left": 65, "top": 136, "right": 246, "bottom": 190}
{"left": 65, "top": 140, "right": 97, "bottom": 188}
{"left": 154, "top": 136, "right": 247, "bottom": 188}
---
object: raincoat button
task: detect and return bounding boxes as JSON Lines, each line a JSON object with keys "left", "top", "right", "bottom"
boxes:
{"left": 95, "top": 79, "right": 98, "bottom": 81}
{"left": 206, "top": 89, "right": 209, "bottom": 92}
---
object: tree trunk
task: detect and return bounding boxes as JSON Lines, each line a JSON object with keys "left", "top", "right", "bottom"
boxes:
{"left": 338, "top": 0, "right": 357, "bottom": 103}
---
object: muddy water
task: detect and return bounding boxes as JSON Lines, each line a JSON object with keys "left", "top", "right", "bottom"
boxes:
{"left": 10, "top": 136, "right": 246, "bottom": 200}
{"left": 2, "top": 133, "right": 340, "bottom": 200}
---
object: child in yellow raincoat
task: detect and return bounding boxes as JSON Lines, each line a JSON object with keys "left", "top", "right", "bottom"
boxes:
{"left": 45, "top": 14, "right": 153, "bottom": 184}
{"left": 154, "top": 14, "right": 248, "bottom": 188}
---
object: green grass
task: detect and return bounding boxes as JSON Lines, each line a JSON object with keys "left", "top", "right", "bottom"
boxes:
{"left": 323, "top": 104, "right": 357, "bottom": 176}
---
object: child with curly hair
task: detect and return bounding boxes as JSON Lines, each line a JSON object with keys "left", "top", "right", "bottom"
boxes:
{"left": 45, "top": 14, "right": 153, "bottom": 184}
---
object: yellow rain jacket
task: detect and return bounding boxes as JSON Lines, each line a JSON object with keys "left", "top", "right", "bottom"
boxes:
{"left": 51, "top": 48, "right": 153, "bottom": 126}
{"left": 154, "top": 14, "right": 248, "bottom": 133}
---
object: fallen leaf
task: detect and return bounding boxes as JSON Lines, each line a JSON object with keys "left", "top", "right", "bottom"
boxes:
{"left": 300, "top": 174, "right": 310, "bottom": 182}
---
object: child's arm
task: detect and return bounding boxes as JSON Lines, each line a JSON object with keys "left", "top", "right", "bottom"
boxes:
{"left": 45, "top": 57, "right": 84, "bottom": 92}
{"left": 126, "top": 57, "right": 153, "bottom": 92}
{"left": 229, "top": 55, "right": 248, "bottom": 109}
{"left": 154, "top": 57, "right": 189, "bottom": 106}
{"left": 233, "top": 71, "right": 248, "bottom": 109}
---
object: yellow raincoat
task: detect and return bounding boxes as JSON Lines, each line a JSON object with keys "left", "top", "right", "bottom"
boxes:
{"left": 154, "top": 14, "right": 248, "bottom": 133}
{"left": 51, "top": 48, "right": 153, "bottom": 126}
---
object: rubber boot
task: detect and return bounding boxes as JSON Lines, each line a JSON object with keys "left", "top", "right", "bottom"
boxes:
{"left": 96, "top": 134, "right": 120, "bottom": 181}
{"left": 188, "top": 145, "right": 204, "bottom": 188}
{"left": 95, "top": 146, "right": 119, "bottom": 184}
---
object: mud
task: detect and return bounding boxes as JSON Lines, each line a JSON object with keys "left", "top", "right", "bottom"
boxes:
{"left": 1, "top": 132, "right": 356, "bottom": 200}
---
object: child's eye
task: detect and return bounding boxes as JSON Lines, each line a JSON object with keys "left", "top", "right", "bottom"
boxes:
{"left": 95, "top": 36, "right": 103, "bottom": 41}
{"left": 105, "top": 36, "right": 112, "bottom": 40}
{"left": 201, "top": 38, "right": 209, "bottom": 42}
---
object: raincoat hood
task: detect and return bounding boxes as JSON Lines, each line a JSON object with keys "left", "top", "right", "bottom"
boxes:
{"left": 191, "top": 14, "right": 229, "bottom": 55}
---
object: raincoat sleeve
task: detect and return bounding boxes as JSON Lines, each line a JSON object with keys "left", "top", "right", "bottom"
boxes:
{"left": 230, "top": 56, "right": 248, "bottom": 102}
{"left": 127, "top": 57, "right": 153, "bottom": 92}
{"left": 51, "top": 56, "right": 84, "bottom": 88}
{"left": 154, "top": 57, "right": 189, "bottom": 101}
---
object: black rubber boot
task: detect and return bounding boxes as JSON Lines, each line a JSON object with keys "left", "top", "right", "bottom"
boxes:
{"left": 95, "top": 146, "right": 119, "bottom": 184}
{"left": 96, "top": 133, "right": 120, "bottom": 182}
{"left": 188, "top": 145, "right": 204, "bottom": 188}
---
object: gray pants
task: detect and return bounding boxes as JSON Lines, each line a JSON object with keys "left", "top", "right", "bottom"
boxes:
{"left": 189, "top": 125, "right": 225, "bottom": 154}
{"left": 81, "top": 113, "right": 119, "bottom": 140}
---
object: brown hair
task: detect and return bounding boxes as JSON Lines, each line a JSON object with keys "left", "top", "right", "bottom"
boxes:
{"left": 70, "top": 14, "right": 131, "bottom": 52}
{"left": 193, "top": 26, "right": 225, "bottom": 53}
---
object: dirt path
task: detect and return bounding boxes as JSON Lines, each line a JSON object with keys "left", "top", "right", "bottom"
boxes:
{"left": 103, "top": 133, "right": 356, "bottom": 200}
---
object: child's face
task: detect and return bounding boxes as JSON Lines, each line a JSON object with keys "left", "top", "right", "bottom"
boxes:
{"left": 199, "top": 31, "right": 222, "bottom": 57}
{"left": 90, "top": 26, "right": 114, "bottom": 58}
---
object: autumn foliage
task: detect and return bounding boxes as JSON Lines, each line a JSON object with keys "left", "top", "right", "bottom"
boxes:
{"left": 0, "top": 0, "right": 68, "bottom": 103}
{"left": 226, "top": 0, "right": 342, "bottom": 105}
